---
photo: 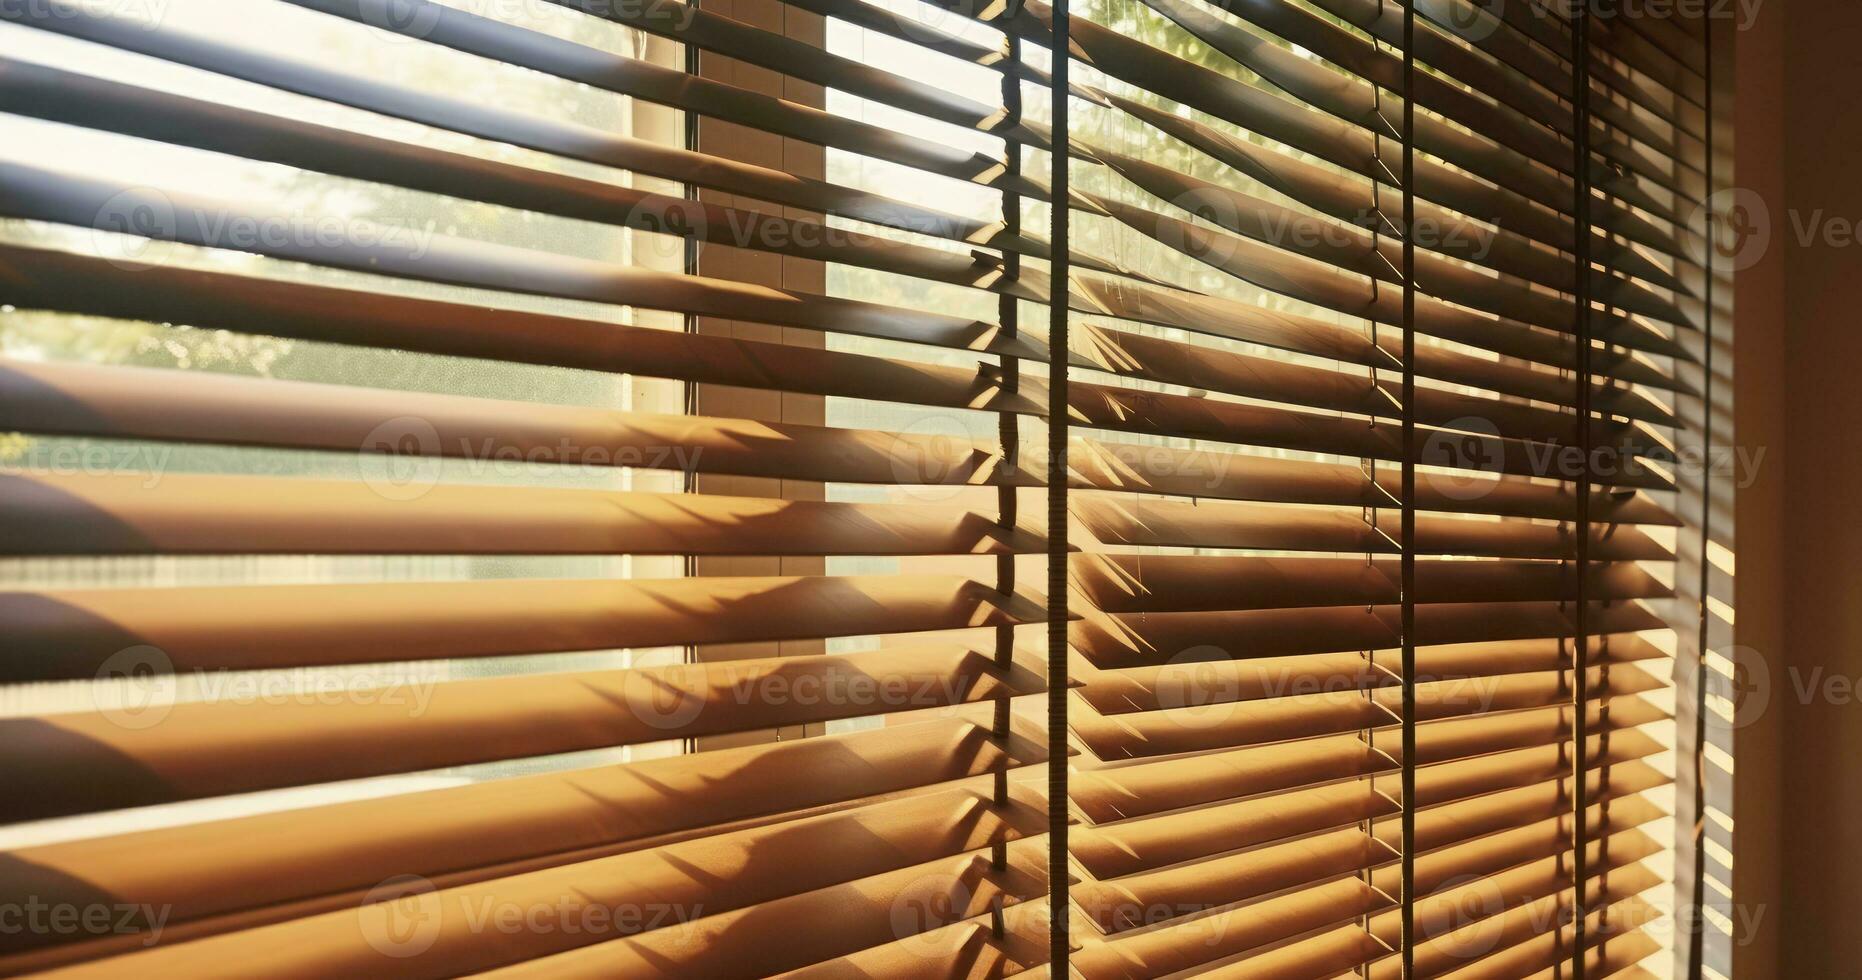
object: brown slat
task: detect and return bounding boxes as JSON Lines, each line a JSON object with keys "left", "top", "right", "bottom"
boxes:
{"left": 0, "top": 471, "right": 1046, "bottom": 557}
{"left": 995, "top": 0, "right": 1687, "bottom": 257}
{"left": 0, "top": 645, "right": 1049, "bottom": 821}
{"left": 1082, "top": 189, "right": 1685, "bottom": 357}
{"left": 1077, "top": 637, "right": 1669, "bottom": 715}
{"left": 540, "top": 0, "right": 1043, "bottom": 144}
{"left": 1069, "top": 664, "right": 1666, "bottom": 760}
{"left": 1203, "top": 886, "right": 1659, "bottom": 980}
{"left": 1075, "top": 797, "right": 1663, "bottom": 934}
{"left": 1074, "top": 497, "right": 1673, "bottom": 561}
{"left": 0, "top": 574, "right": 1046, "bottom": 681}
{"left": 0, "top": 6, "right": 1072, "bottom": 271}
{"left": 1070, "top": 828, "right": 1661, "bottom": 980}
{"left": 1084, "top": 82, "right": 1691, "bottom": 300}
{"left": 18, "top": 782, "right": 1048, "bottom": 980}
{"left": 0, "top": 718, "right": 1047, "bottom": 970}
{"left": 1067, "top": 269, "right": 1688, "bottom": 397}
{"left": 769, "top": 897, "right": 1053, "bottom": 980}
{"left": 1437, "top": 904, "right": 1662, "bottom": 980}
{"left": 0, "top": 57, "right": 1061, "bottom": 302}
{"left": 1068, "top": 440, "right": 1679, "bottom": 526}
{"left": 1073, "top": 325, "right": 1653, "bottom": 445}
{"left": 1144, "top": 0, "right": 1691, "bottom": 173}
{"left": 1069, "top": 697, "right": 1669, "bottom": 823}
{"left": 0, "top": 245, "right": 1040, "bottom": 417}
{"left": 1135, "top": 0, "right": 1700, "bottom": 215}
{"left": 1066, "top": 386, "right": 1678, "bottom": 492}
{"left": 0, "top": 162, "right": 1047, "bottom": 361}
{"left": 1071, "top": 738, "right": 1665, "bottom": 879}
{"left": 1072, "top": 602, "right": 1667, "bottom": 670}
{"left": 475, "top": 839, "right": 1049, "bottom": 980}
{"left": 0, "top": 358, "right": 1038, "bottom": 490}
{"left": 1376, "top": 872, "right": 1665, "bottom": 979}
{"left": 1072, "top": 555, "right": 1671, "bottom": 614}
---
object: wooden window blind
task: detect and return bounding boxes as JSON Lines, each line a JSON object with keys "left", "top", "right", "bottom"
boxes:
{"left": 0, "top": 0, "right": 1718, "bottom": 977}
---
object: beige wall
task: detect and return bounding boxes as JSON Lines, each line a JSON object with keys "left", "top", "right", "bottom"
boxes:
{"left": 1733, "top": 0, "right": 1862, "bottom": 974}
{"left": 688, "top": 0, "right": 831, "bottom": 749}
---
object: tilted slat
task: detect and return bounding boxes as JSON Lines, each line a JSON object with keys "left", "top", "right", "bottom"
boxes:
{"left": 280, "top": 0, "right": 1051, "bottom": 202}
{"left": 1120, "top": 0, "right": 1694, "bottom": 219}
{"left": 992, "top": 0, "right": 1686, "bottom": 256}
{"left": 0, "top": 358, "right": 1037, "bottom": 490}
{"left": 0, "top": 3, "right": 1073, "bottom": 268}
{"left": 17, "top": 782, "right": 1049, "bottom": 979}
{"left": 1434, "top": 902, "right": 1663, "bottom": 980}
{"left": 1069, "top": 664, "right": 1666, "bottom": 759}
{"left": 769, "top": 895, "right": 1051, "bottom": 980}
{"left": 1069, "top": 697, "right": 1670, "bottom": 823}
{"left": 0, "top": 58, "right": 1058, "bottom": 300}
{"left": 1072, "top": 602, "right": 1666, "bottom": 670}
{"left": 0, "top": 162, "right": 1046, "bottom": 361}
{"left": 0, "top": 574, "right": 1046, "bottom": 680}
{"left": 0, "top": 471, "right": 1047, "bottom": 557}
{"left": 1074, "top": 798, "right": 1664, "bottom": 935}
{"left": 1073, "top": 498, "right": 1673, "bottom": 560}
{"left": 1084, "top": 83, "right": 1690, "bottom": 295}
{"left": 1078, "top": 785, "right": 1666, "bottom": 936}
{"left": 475, "top": 838, "right": 1049, "bottom": 979}
{"left": 0, "top": 718, "right": 1047, "bottom": 971}
{"left": 1074, "top": 325, "right": 1663, "bottom": 444}
{"left": 0, "top": 644, "right": 1050, "bottom": 821}
{"left": 1077, "top": 637, "right": 1668, "bottom": 715}
{"left": 1081, "top": 188, "right": 1686, "bottom": 358}
{"left": 1071, "top": 741, "right": 1665, "bottom": 879}
{"left": 1374, "top": 871, "right": 1666, "bottom": 979}
{"left": 1066, "top": 390, "right": 1678, "bottom": 492}
{"left": 0, "top": 244, "right": 1041, "bottom": 417}
{"left": 1069, "top": 440, "right": 1680, "bottom": 526}
{"left": 1072, "top": 556, "right": 1672, "bottom": 614}
{"left": 1069, "top": 828, "right": 1662, "bottom": 980}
